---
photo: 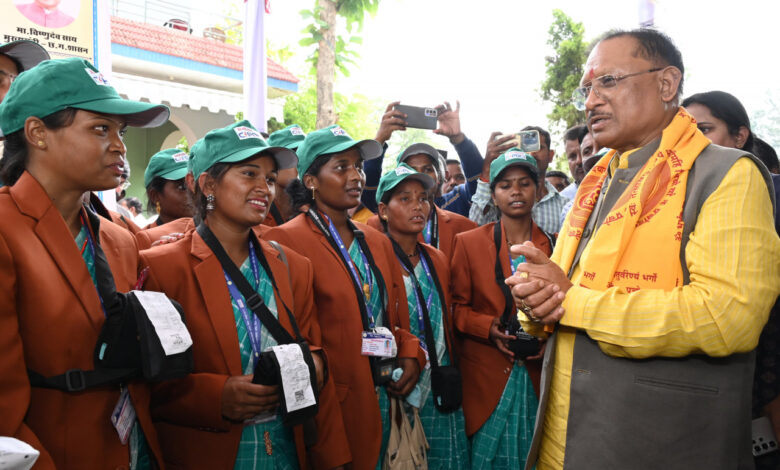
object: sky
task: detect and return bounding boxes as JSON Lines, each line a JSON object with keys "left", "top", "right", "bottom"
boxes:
{"left": 213, "top": 0, "right": 780, "bottom": 160}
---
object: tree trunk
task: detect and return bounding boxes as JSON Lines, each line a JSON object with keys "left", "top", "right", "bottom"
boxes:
{"left": 316, "top": 0, "right": 337, "bottom": 129}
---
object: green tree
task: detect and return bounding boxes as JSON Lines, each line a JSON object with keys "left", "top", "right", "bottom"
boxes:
{"left": 540, "top": 10, "right": 588, "bottom": 137}
{"left": 299, "top": 0, "right": 379, "bottom": 129}
{"left": 283, "top": 79, "right": 382, "bottom": 139}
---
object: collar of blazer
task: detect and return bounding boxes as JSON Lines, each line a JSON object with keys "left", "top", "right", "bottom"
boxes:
{"left": 303, "top": 212, "right": 357, "bottom": 281}
{"left": 435, "top": 205, "right": 451, "bottom": 225}
{"left": 10, "top": 171, "right": 108, "bottom": 333}
{"left": 190, "top": 228, "right": 296, "bottom": 376}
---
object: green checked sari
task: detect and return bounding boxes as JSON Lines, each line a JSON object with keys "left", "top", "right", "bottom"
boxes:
{"left": 77, "top": 222, "right": 152, "bottom": 470}
{"left": 403, "top": 261, "right": 470, "bottom": 470}
{"left": 469, "top": 255, "right": 537, "bottom": 470}
{"left": 231, "top": 256, "right": 298, "bottom": 470}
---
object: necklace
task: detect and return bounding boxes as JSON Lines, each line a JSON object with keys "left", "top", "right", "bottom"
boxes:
{"left": 406, "top": 247, "right": 419, "bottom": 258}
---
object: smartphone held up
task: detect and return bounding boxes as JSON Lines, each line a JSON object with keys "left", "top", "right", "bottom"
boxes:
{"left": 496, "top": 130, "right": 541, "bottom": 153}
{"left": 393, "top": 104, "right": 440, "bottom": 130}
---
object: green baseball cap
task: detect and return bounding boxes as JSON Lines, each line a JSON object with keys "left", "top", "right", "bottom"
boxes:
{"left": 144, "top": 148, "right": 190, "bottom": 187}
{"left": 489, "top": 148, "right": 539, "bottom": 183}
{"left": 376, "top": 163, "right": 435, "bottom": 204}
{"left": 0, "top": 58, "right": 169, "bottom": 137}
{"left": 0, "top": 40, "right": 50, "bottom": 72}
{"left": 296, "top": 125, "right": 382, "bottom": 176}
{"left": 268, "top": 124, "right": 306, "bottom": 150}
{"left": 190, "top": 120, "right": 297, "bottom": 181}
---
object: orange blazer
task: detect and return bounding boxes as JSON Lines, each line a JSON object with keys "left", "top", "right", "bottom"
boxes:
{"left": 135, "top": 217, "right": 195, "bottom": 250}
{"left": 450, "top": 221, "right": 551, "bottom": 436}
{"left": 0, "top": 172, "right": 164, "bottom": 469}
{"left": 266, "top": 214, "right": 426, "bottom": 470}
{"left": 366, "top": 206, "right": 477, "bottom": 259}
{"left": 140, "top": 231, "right": 351, "bottom": 470}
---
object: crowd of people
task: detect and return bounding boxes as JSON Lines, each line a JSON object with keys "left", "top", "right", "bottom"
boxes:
{"left": 0, "top": 26, "right": 778, "bottom": 470}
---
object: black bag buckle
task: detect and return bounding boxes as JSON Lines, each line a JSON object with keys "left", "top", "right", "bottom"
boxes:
{"left": 64, "top": 369, "right": 86, "bottom": 392}
{"left": 245, "top": 293, "right": 263, "bottom": 312}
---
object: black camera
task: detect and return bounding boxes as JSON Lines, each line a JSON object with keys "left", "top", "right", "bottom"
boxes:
{"left": 370, "top": 356, "right": 395, "bottom": 387}
{"left": 502, "top": 317, "right": 541, "bottom": 359}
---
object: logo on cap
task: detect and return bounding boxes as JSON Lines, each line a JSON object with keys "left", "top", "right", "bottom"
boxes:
{"left": 85, "top": 68, "right": 110, "bottom": 86}
{"left": 505, "top": 151, "right": 528, "bottom": 161}
{"left": 330, "top": 126, "right": 349, "bottom": 138}
{"left": 234, "top": 126, "right": 261, "bottom": 140}
{"left": 395, "top": 166, "right": 413, "bottom": 176}
{"left": 172, "top": 152, "right": 189, "bottom": 162}
{"left": 290, "top": 127, "right": 305, "bottom": 136}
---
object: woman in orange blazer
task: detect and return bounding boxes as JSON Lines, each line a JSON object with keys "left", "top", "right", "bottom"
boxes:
{"left": 141, "top": 121, "right": 350, "bottom": 470}
{"left": 0, "top": 58, "right": 169, "bottom": 469}
{"left": 451, "top": 150, "right": 553, "bottom": 468}
{"left": 375, "top": 164, "right": 470, "bottom": 468}
{"left": 266, "top": 126, "right": 425, "bottom": 469}
{"left": 366, "top": 204, "right": 475, "bottom": 259}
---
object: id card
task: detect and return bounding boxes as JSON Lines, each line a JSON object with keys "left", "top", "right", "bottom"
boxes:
{"left": 361, "top": 328, "right": 396, "bottom": 358}
{"left": 111, "top": 387, "right": 136, "bottom": 445}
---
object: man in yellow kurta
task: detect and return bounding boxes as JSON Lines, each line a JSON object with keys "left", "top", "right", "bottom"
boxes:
{"left": 508, "top": 29, "right": 780, "bottom": 470}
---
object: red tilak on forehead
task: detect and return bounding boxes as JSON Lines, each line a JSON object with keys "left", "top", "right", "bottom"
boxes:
{"left": 587, "top": 68, "right": 596, "bottom": 79}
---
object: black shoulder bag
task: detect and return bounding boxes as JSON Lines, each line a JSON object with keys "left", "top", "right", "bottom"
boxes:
{"left": 493, "top": 221, "right": 540, "bottom": 359}
{"left": 390, "top": 239, "right": 462, "bottom": 412}
{"left": 306, "top": 209, "right": 394, "bottom": 387}
{"left": 28, "top": 207, "right": 193, "bottom": 392}
{"left": 196, "top": 223, "right": 320, "bottom": 429}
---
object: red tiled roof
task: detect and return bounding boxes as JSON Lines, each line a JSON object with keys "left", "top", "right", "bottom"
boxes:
{"left": 110, "top": 16, "right": 299, "bottom": 84}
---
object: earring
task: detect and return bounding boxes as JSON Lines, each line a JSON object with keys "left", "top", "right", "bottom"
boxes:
{"left": 310, "top": 187, "right": 316, "bottom": 201}
{"left": 382, "top": 215, "right": 388, "bottom": 220}
{"left": 37, "top": 141, "right": 45, "bottom": 148}
{"left": 206, "top": 194, "right": 215, "bottom": 211}
{"left": 155, "top": 201, "right": 161, "bottom": 214}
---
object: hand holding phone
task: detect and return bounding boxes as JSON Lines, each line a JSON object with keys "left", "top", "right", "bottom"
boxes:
{"left": 496, "top": 129, "right": 541, "bottom": 153}
{"left": 393, "top": 104, "right": 438, "bottom": 130}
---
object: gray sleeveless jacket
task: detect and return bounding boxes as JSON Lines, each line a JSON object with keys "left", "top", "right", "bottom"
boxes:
{"left": 524, "top": 140, "right": 776, "bottom": 470}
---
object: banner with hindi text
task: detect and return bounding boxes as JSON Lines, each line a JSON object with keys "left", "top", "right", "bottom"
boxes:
{"left": 3, "top": 0, "right": 97, "bottom": 64}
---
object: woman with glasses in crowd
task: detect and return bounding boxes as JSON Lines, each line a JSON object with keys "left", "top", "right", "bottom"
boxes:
{"left": 376, "top": 163, "right": 470, "bottom": 468}
{"left": 266, "top": 125, "right": 425, "bottom": 469}
{"left": 140, "top": 121, "right": 350, "bottom": 469}
{"left": 0, "top": 58, "right": 169, "bottom": 469}
{"left": 451, "top": 149, "right": 553, "bottom": 469}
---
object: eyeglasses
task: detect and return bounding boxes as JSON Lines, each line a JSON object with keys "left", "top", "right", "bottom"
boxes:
{"left": 0, "top": 69, "right": 17, "bottom": 85}
{"left": 571, "top": 68, "right": 663, "bottom": 111}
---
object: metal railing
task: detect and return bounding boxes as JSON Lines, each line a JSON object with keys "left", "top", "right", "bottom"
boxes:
{"left": 110, "top": 0, "right": 242, "bottom": 42}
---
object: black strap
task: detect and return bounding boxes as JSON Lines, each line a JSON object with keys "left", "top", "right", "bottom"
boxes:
{"left": 390, "top": 239, "right": 439, "bottom": 369}
{"left": 306, "top": 209, "right": 388, "bottom": 330}
{"left": 196, "top": 223, "right": 303, "bottom": 345}
{"left": 28, "top": 367, "right": 137, "bottom": 392}
{"left": 27, "top": 207, "right": 135, "bottom": 392}
{"left": 418, "top": 245, "right": 458, "bottom": 369}
{"left": 269, "top": 203, "right": 284, "bottom": 226}
{"left": 493, "top": 221, "right": 516, "bottom": 326}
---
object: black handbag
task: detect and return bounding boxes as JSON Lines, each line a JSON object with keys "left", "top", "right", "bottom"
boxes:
{"left": 391, "top": 239, "right": 463, "bottom": 413}
{"left": 28, "top": 208, "right": 193, "bottom": 392}
{"left": 196, "top": 223, "right": 320, "bottom": 429}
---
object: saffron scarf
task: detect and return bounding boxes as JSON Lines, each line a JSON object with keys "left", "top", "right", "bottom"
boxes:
{"left": 557, "top": 108, "right": 710, "bottom": 291}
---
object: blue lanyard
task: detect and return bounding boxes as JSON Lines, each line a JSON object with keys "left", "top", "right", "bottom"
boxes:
{"left": 224, "top": 241, "right": 263, "bottom": 366}
{"left": 322, "top": 213, "right": 378, "bottom": 328}
{"left": 423, "top": 218, "right": 433, "bottom": 245}
{"left": 397, "top": 250, "right": 435, "bottom": 350}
